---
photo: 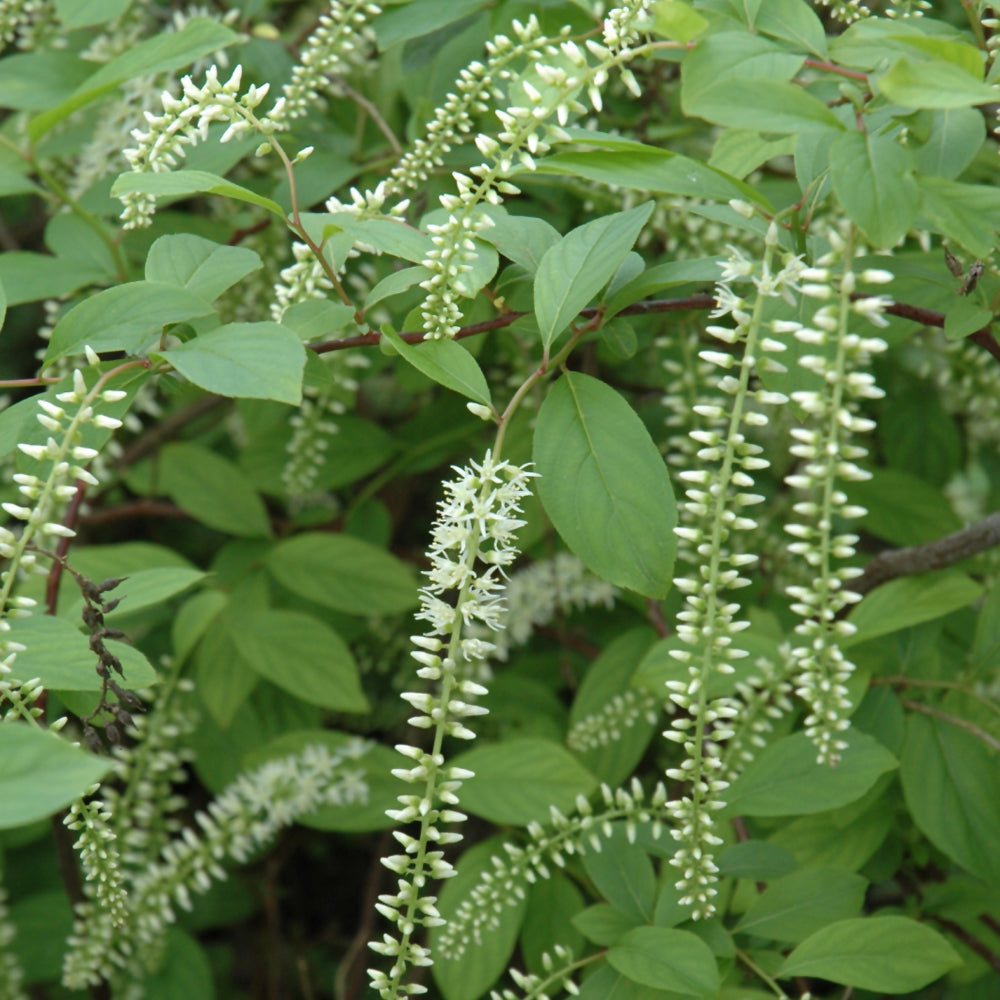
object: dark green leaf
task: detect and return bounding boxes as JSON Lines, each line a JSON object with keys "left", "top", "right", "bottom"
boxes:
{"left": 901, "top": 713, "right": 1000, "bottom": 887}
{"left": 581, "top": 825, "right": 657, "bottom": 924}
{"left": 778, "top": 916, "right": 961, "bottom": 991}
{"left": 265, "top": 532, "right": 418, "bottom": 616}
{"left": 230, "top": 609, "right": 368, "bottom": 713}
{"left": 160, "top": 443, "right": 273, "bottom": 538}
{"left": 722, "top": 731, "right": 898, "bottom": 817}
{"left": 534, "top": 373, "right": 677, "bottom": 598}
{"left": 717, "top": 840, "right": 797, "bottom": 880}
{"left": 0, "top": 252, "right": 107, "bottom": 307}
{"left": 573, "top": 904, "right": 642, "bottom": 946}
{"left": 735, "top": 868, "right": 868, "bottom": 943}
{"left": 608, "top": 927, "right": 719, "bottom": 997}
{"left": 452, "top": 738, "right": 598, "bottom": 826}
{"left": 381, "top": 326, "right": 491, "bottom": 406}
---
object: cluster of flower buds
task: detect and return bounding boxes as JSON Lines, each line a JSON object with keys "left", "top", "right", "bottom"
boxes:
{"left": 119, "top": 64, "right": 276, "bottom": 228}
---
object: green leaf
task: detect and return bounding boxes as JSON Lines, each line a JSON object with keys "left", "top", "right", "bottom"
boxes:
{"left": 534, "top": 203, "right": 654, "bottom": 347}
{"left": 650, "top": 1, "right": 708, "bottom": 44}
{"left": 901, "top": 713, "right": 1000, "bottom": 887}
{"left": 0, "top": 726, "right": 110, "bottom": 828}
{"left": 321, "top": 213, "right": 434, "bottom": 264}
{"left": 755, "top": 0, "right": 827, "bottom": 57}
{"left": 608, "top": 927, "right": 719, "bottom": 998}
{"left": 0, "top": 165, "right": 41, "bottom": 197}
{"left": 848, "top": 469, "right": 962, "bottom": 546}
{"left": 54, "top": 0, "right": 130, "bottom": 28}
{"left": 911, "top": 108, "right": 986, "bottom": 180}
{"left": 6, "top": 615, "right": 158, "bottom": 691}
{"left": 280, "top": 299, "right": 356, "bottom": 342}
{"left": 172, "top": 589, "right": 227, "bottom": 665}
{"left": 0, "top": 51, "right": 92, "bottom": 111}
{"left": 158, "top": 322, "right": 307, "bottom": 405}
{"left": 0, "top": 252, "right": 107, "bottom": 307}
{"left": 533, "top": 373, "right": 677, "bottom": 598}
{"left": 432, "top": 837, "right": 528, "bottom": 1000}
{"left": 381, "top": 326, "right": 491, "bottom": 407}
{"left": 365, "top": 266, "right": 433, "bottom": 311}
{"left": 97, "top": 567, "right": 205, "bottom": 620}
{"left": 944, "top": 297, "right": 992, "bottom": 341}
{"left": 160, "top": 443, "right": 273, "bottom": 538}
{"left": 30, "top": 19, "right": 241, "bottom": 140}
{"left": 581, "top": 825, "right": 657, "bottom": 923}
{"left": 686, "top": 79, "right": 840, "bottom": 133}
{"left": 844, "top": 571, "right": 984, "bottom": 648}
{"left": 0, "top": 275, "right": 5, "bottom": 333}
{"left": 193, "top": 601, "right": 259, "bottom": 728}
{"left": 451, "top": 738, "right": 598, "bottom": 826}
{"left": 44, "top": 281, "right": 215, "bottom": 365}
{"left": 521, "top": 875, "right": 585, "bottom": 974}
{"left": 265, "top": 532, "right": 418, "bottom": 616}
{"left": 480, "top": 214, "right": 561, "bottom": 275}
{"left": 717, "top": 840, "right": 797, "bottom": 880}
{"left": 375, "top": 0, "right": 487, "bottom": 48}
{"left": 537, "top": 147, "right": 767, "bottom": 209}
{"left": 243, "top": 730, "right": 399, "bottom": 832}
{"left": 830, "top": 131, "right": 919, "bottom": 248}
{"left": 735, "top": 868, "right": 868, "bottom": 944}
{"left": 879, "top": 57, "right": 998, "bottom": 109}
{"left": 111, "top": 169, "right": 284, "bottom": 217}
{"left": 777, "top": 916, "right": 961, "bottom": 991}
{"left": 143, "top": 929, "right": 215, "bottom": 1000}
{"left": 230, "top": 609, "right": 368, "bottom": 713}
{"left": 9, "top": 890, "right": 74, "bottom": 984}
{"left": 573, "top": 904, "right": 642, "bottom": 946}
{"left": 145, "top": 235, "right": 262, "bottom": 302}
{"left": 723, "top": 731, "right": 898, "bottom": 817}
{"left": 917, "top": 175, "right": 1000, "bottom": 259}
{"left": 604, "top": 257, "right": 723, "bottom": 318}
{"left": 709, "top": 130, "right": 797, "bottom": 181}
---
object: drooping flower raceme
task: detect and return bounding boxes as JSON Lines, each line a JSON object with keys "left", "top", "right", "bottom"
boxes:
{"left": 781, "top": 230, "right": 890, "bottom": 765}
{"left": 664, "top": 224, "right": 803, "bottom": 920}
{"left": 369, "top": 451, "right": 535, "bottom": 1000}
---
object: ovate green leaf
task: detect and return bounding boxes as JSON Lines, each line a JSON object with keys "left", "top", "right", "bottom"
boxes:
{"left": 265, "top": 532, "right": 418, "bottom": 616}
{"left": 879, "top": 57, "right": 998, "bottom": 109}
{"left": 381, "top": 326, "right": 491, "bottom": 406}
{"left": 145, "top": 235, "right": 262, "bottom": 302}
{"left": 844, "top": 571, "right": 984, "bottom": 647}
{"left": 901, "top": 713, "right": 1000, "bottom": 886}
{"left": 778, "top": 916, "right": 961, "bottom": 991}
{"left": 723, "top": 731, "right": 898, "bottom": 817}
{"left": 158, "top": 322, "right": 307, "bottom": 405}
{"left": 451, "top": 738, "right": 598, "bottom": 826}
{"left": 230, "top": 610, "right": 368, "bottom": 713}
{"left": 830, "top": 130, "right": 918, "bottom": 248}
{"left": 534, "top": 203, "right": 653, "bottom": 347}
{"left": 0, "top": 726, "right": 110, "bottom": 828}
{"left": 608, "top": 927, "right": 719, "bottom": 997}
{"left": 111, "top": 170, "right": 284, "bottom": 217}
{"left": 44, "top": 281, "right": 214, "bottom": 365}
{"left": 735, "top": 868, "right": 868, "bottom": 943}
{"left": 534, "top": 373, "right": 677, "bottom": 598}
{"left": 160, "top": 443, "right": 273, "bottom": 538}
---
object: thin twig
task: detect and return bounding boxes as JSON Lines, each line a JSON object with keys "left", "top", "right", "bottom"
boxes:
{"left": 852, "top": 511, "right": 1000, "bottom": 595}
{"left": 901, "top": 698, "right": 1000, "bottom": 753}
{"left": 930, "top": 914, "right": 1000, "bottom": 975}
{"left": 871, "top": 676, "right": 1000, "bottom": 721}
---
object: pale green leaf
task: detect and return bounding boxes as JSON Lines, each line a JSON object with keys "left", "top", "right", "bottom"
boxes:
{"left": 145, "top": 235, "right": 262, "bottom": 302}
{"left": 608, "top": 927, "right": 719, "bottom": 997}
{"left": 381, "top": 326, "right": 491, "bottom": 407}
{"left": 111, "top": 169, "right": 284, "bottom": 217}
{"left": 879, "top": 57, "right": 997, "bottom": 109}
{"left": 158, "top": 322, "right": 307, "bottom": 405}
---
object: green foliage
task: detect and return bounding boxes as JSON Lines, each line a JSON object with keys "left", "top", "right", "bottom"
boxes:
{"left": 1, "top": 0, "right": 1000, "bottom": 998}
